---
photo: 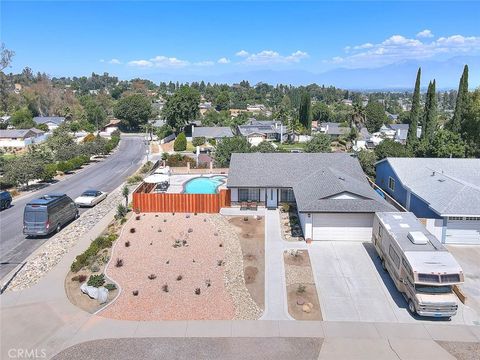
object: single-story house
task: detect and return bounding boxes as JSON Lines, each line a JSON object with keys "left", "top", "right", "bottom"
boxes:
{"left": 228, "top": 153, "right": 394, "bottom": 241}
{"left": 375, "top": 158, "right": 480, "bottom": 244}
{"left": 102, "top": 119, "right": 121, "bottom": 135}
{"left": 318, "top": 122, "right": 350, "bottom": 139}
{"left": 192, "top": 126, "right": 233, "bottom": 142}
{"left": 237, "top": 119, "right": 285, "bottom": 146}
{"left": 0, "top": 128, "right": 47, "bottom": 148}
{"left": 33, "top": 116, "right": 65, "bottom": 131}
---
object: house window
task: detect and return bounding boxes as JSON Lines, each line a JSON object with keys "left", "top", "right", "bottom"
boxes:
{"left": 388, "top": 177, "right": 395, "bottom": 191}
{"left": 388, "top": 245, "right": 400, "bottom": 268}
{"left": 449, "top": 216, "right": 464, "bottom": 221}
{"left": 238, "top": 188, "right": 260, "bottom": 202}
{"left": 280, "top": 189, "right": 295, "bottom": 203}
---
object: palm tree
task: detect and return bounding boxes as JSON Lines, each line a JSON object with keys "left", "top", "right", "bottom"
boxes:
{"left": 351, "top": 103, "right": 366, "bottom": 129}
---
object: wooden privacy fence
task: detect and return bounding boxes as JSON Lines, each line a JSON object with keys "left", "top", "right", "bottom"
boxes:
{"left": 133, "top": 188, "right": 231, "bottom": 213}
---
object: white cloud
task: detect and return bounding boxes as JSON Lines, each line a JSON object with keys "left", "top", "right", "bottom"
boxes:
{"left": 194, "top": 60, "right": 215, "bottom": 66}
{"left": 417, "top": 29, "right": 434, "bottom": 38}
{"left": 218, "top": 57, "right": 230, "bottom": 64}
{"left": 128, "top": 55, "right": 189, "bottom": 68}
{"left": 243, "top": 50, "right": 309, "bottom": 64}
{"left": 235, "top": 50, "right": 249, "bottom": 57}
{"left": 108, "top": 58, "right": 121, "bottom": 64}
{"left": 330, "top": 33, "right": 480, "bottom": 68}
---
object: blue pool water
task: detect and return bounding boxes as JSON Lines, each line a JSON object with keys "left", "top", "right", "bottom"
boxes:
{"left": 183, "top": 176, "right": 226, "bottom": 194}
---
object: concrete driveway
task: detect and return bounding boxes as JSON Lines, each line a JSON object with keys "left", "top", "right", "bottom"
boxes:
{"left": 308, "top": 241, "right": 480, "bottom": 325}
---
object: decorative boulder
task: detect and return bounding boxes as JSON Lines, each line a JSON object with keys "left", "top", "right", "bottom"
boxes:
{"left": 81, "top": 283, "right": 109, "bottom": 304}
{"left": 302, "top": 304, "right": 311, "bottom": 313}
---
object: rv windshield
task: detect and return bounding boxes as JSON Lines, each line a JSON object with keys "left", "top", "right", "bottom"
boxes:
{"left": 415, "top": 284, "right": 452, "bottom": 294}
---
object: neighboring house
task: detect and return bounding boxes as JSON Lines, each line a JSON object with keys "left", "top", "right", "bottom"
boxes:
{"left": 151, "top": 119, "right": 166, "bottom": 128}
{"left": 237, "top": 119, "right": 285, "bottom": 146}
{"left": 0, "top": 128, "right": 47, "bottom": 148}
{"left": 228, "top": 153, "right": 394, "bottom": 241}
{"left": 33, "top": 116, "right": 65, "bottom": 131}
{"left": 386, "top": 113, "right": 399, "bottom": 122}
{"left": 319, "top": 122, "right": 350, "bottom": 139}
{"left": 387, "top": 124, "right": 409, "bottom": 144}
{"left": 199, "top": 102, "right": 212, "bottom": 116}
{"left": 102, "top": 119, "right": 121, "bottom": 135}
{"left": 192, "top": 126, "right": 234, "bottom": 142}
{"left": 341, "top": 99, "right": 353, "bottom": 106}
{"left": 0, "top": 115, "right": 11, "bottom": 124}
{"left": 375, "top": 158, "right": 480, "bottom": 244}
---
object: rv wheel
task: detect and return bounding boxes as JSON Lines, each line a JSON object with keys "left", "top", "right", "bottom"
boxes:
{"left": 408, "top": 300, "right": 416, "bottom": 315}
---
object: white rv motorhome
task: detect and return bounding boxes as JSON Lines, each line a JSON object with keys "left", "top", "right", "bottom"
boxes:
{"left": 373, "top": 212, "right": 464, "bottom": 318}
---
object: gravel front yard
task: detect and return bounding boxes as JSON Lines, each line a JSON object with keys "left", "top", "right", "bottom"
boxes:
{"left": 100, "top": 213, "right": 261, "bottom": 320}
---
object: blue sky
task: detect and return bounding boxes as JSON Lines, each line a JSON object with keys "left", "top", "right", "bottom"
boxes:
{"left": 2, "top": 1, "right": 480, "bottom": 88}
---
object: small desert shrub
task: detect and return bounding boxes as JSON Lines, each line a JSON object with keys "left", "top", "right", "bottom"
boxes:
{"left": 217, "top": 260, "right": 224, "bottom": 266}
{"left": 213, "top": 232, "right": 218, "bottom": 236}
{"left": 243, "top": 217, "right": 248, "bottom": 222}
{"left": 135, "top": 215, "right": 141, "bottom": 221}
{"left": 116, "top": 204, "right": 128, "bottom": 219}
{"left": 195, "top": 288, "right": 201, "bottom": 295}
{"left": 187, "top": 228, "right": 193, "bottom": 233}
{"left": 194, "top": 212, "right": 197, "bottom": 216}
{"left": 115, "top": 258, "right": 124, "bottom": 267}
{"left": 125, "top": 241, "right": 130, "bottom": 247}
{"left": 281, "top": 203, "right": 290, "bottom": 213}
{"left": 104, "top": 283, "right": 117, "bottom": 291}
{"left": 162, "top": 284, "right": 169, "bottom": 292}
{"left": 87, "top": 274, "right": 105, "bottom": 288}
{"left": 130, "top": 228, "right": 136, "bottom": 233}
{"left": 219, "top": 243, "right": 223, "bottom": 247}
{"left": 297, "top": 284, "right": 306, "bottom": 294}
{"left": 166, "top": 260, "right": 170, "bottom": 264}
{"left": 71, "top": 274, "right": 87, "bottom": 283}
{"left": 186, "top": 214, "right": 190, "bottom": 218}
{"left": 127, "top": 174, "right": 143, "bottom": 185}
{"left": 89, "top": 264, "right": 100, "bottom": 273}
{"left": 205, "top": 279, "right": 211, "bottom": 287}
{"left": 155, "top": 214, "right": 159, "bottom": 217}
{"left": 163, "top": 219, "right": 167, "bottom": 223}
{"left": 132, "top": 290, "right": 139, "bottom": 296}
{"left": 172, "top": 212, "right": 175, "bottom": 216}
{"left": 176, "top": 275, "right": 183, "bottom": 281}
{"left": 120, "top": 218, "right": 127, "bottom": 224}
{"left": 158, "top": 229, "right": 162, "bottom": 232}
{"left": 148, "top": 274, "right": 157, "bottom": 280}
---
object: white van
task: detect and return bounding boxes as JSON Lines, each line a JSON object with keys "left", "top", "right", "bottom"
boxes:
{"left": 373, "top": 212, "right": 464, "bottom": 319}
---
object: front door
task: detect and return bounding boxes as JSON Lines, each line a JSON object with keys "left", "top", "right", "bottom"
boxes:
{"left": 266, "top": 188, "right": 278, "bottom": 208}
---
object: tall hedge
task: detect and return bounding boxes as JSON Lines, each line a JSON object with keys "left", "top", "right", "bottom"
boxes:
{"left": 174, "top": 132, "right": 187, "bottom": 151}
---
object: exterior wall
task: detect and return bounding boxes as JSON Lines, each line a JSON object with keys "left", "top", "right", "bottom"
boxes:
{"left": 0, "top": 134, "right": 47, "bottom": 148}
{"left": 247, "top": 135, "right": 265, "bottom": 146}
{"left": 424, "top": 218, "right": 444, "bottom": 242}
{"left": 259, "top": 188, "right": 266, "bottom": 202}
{"left": 375, "top": 161, "right": 408, "bottom": 207}
{"left": 409, "top": 192, "right": 441, "bottom": 219}
{"left": 299, "top": 212, "right": 313, "bottom": 240}
{"left": 230, "top": 188, "right": 239, "bottom": 202}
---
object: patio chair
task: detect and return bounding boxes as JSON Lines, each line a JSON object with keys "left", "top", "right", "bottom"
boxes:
{"left": 249, "top": 201, "right": 258, "bottom": 211}
{"left": 240, "top": 201, "right": 248, "bottom": 211}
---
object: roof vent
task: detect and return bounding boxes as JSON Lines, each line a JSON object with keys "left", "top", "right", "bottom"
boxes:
{"left": 338, "top": 176, "right": 345, "bottom": 181}
{"left": 438, "top": 178, "right": 446, "bottom": 182}
{"left": 407, "top": 231, "right": 429, "bottom": 245}
{"left": 399, "top": 223, "right": 410, "bottom": 228}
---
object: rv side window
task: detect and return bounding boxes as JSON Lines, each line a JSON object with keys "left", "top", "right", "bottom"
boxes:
{"left": 402, "top": 258, "right": 413, "bottom": 277}
{"left": 388, "top": 245, "right": 400, "bottom": 268}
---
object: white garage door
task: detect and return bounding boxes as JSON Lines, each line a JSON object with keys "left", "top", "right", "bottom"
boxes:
{"left": 312, "top": 213, "right": 373, "bottom": 241}
{"left": 445, "top": 218, "right": 480, "bottom": 245}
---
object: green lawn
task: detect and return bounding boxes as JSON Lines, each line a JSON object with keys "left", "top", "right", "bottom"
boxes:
{"left": 274, "top": 142, "right": 307, "bottom": 151}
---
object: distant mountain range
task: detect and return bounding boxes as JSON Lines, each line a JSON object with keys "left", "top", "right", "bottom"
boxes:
{"left": 143, "top": 56, "right": 480, "bottom": 90}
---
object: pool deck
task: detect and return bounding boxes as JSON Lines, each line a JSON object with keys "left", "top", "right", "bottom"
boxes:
{"left": 165, "top": 174, "right": 227, "bottom": 194}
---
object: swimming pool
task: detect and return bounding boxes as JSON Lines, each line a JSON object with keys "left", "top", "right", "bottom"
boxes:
{"left": 183, "top": 176, "right": 226, "bottom": 194}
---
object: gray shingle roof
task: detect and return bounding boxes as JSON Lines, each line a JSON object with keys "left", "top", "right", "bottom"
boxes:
{"left": 228, "top": 153, "right": 394, "bottom": 213}
{"left": 0, "top": 129, "right": 44, "bottom": 139}
{"left": 320, "top": 122, "right": 350, "bottom": 136}
{"left": 380, "top": 158, "right": 480, "bottom": 215}
{"left": 193, "top": 127, "right": 233, "bottom": 139}
{"left": 33, "top": 116, "right": 65, "bottom": 125}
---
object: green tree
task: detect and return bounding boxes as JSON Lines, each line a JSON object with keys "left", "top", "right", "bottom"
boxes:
{"left": 40, "top": 163, "right": 57, "bottom": 182}
{"left": 312, "top": 102, "right": 332, "bottom": 123}
{"left": 192, "top": 137, "right": 206, "bottom": 147}
{"left": 450, "top": 65, "right": 469, "bottom": 133}
{"left": 3, "top": 153, "right": 43, "bottom": 188}
{"left": 351, "top": 102, "right": 366, "bottom": 128}
{"left": 357, "top": 150, "right": 377, "bottom": 178}
{"left": 304, "top": 133, "right": 331, "bottom": 153}
{"left": 213, "top": 136, "right": 251, "bottom": 167}
{"left": 215, "top": 91, "right": 230, "bottom": 111}
{"left": 365, "top": 101, "right": 387, "bottom": 132}
{"left": 113, "top": 94, "right": 152, "bottom": 130}
{"left": 0, "top": 43, "right": 15, "bottom": 113}
{"left": 122, "top": 185, "right": 129, "bottom": 208}
{"left": 10, "top": 107, "right": 35, "bottom": 129}
{"left": 374, "top": 139, "right": 410, "bottom": 160}
{"left": 298, "top": 92, "right": 312, "bottom": 134}
{"left": 173, "top": 132, "right": 187, "bottom": 151}
{"left": 162, "top": 86, "right": 201, "bottom": 130}
{"left": 407, "top": 68, "right": 421, "bottom": 144}
{"left": 461, "top": 89, "right": 480, "bottom": 157}
{"left": 81, "top": 96, "right": 107, "bottom": 131}
{"left": 422, "top": 80, "right": 438, "bottom": 142}
{"left": 253, "top": 141, "right": 276, "bottom": 153}
{"left": 427, "top": 129, "right": 465, "bottom": 158}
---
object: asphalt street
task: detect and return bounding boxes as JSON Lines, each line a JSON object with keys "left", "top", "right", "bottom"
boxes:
{"left": 0, "top": 135, "right": 146, "bottom": 279}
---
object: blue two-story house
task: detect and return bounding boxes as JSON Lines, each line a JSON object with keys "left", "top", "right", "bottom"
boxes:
{"left": 375, "top": 157, "right": 480, "bottom": 245}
